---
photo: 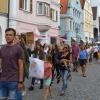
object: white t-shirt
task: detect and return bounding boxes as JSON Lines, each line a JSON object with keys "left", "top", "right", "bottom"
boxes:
{"left": 93, "top": 45, "right": 99, "bottom": 53}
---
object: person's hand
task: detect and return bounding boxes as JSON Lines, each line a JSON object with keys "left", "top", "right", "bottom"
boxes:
{"left": 18, "top": 82, "right": 24, "bottom": 90}
{"left": 0, "top": 63, "right": 2, "bottom": 73}
{"left": 0, "top": 68, "right": 2, "bottom": 73}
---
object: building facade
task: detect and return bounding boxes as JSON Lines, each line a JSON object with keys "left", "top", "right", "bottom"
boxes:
{"left": 60, "top": 0, "right": 83, "bottom": 45}
{"left": 81, "top": 0, "right": 93, "bottom": 43}
{"left": 8, "top": 0, "right": 60, "bottom": 44}
{"left": 0, "top": 0, "right": 8, "bottom": 44}
{"left": 91, "top": 0, "right": 100, "bottom": 41}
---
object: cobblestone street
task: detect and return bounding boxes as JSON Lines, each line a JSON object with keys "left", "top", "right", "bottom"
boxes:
{"left": 24, "top": 62, "right": 100, "bottom": 100}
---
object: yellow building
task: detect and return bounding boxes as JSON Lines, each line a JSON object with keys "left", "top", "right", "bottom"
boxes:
{"left": 0, "top": 0, "right": 8, "bottom": 45}
{"left": 82, "top": 0, "right": 93, "bottom": 42}
{"left": 0, "top": 0, "right": 8, "bottom": 13}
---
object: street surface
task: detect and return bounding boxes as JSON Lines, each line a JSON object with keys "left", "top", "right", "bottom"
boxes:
{"left": 24, "top": 62, "right": 100, "bottom": 100}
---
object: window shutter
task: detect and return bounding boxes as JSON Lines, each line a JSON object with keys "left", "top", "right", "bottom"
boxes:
{"left": 50, "top": 8, "right": 52, "bottom": 19}
{"left": 19, "top": 0, "right": 24, "bottom": 9}
{"left": 56, "top": 11, "right": 58, "bottom": 21}
{"left": 30, "top": 0, "right": 32, "bottom": 13}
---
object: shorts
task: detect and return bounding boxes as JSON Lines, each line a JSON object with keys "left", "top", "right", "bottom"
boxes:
{"left": 93, "top": 52, "right": 98, "bottom": 59}
{"left": 44, "top": 78, "right": 52, "bottom": 86}
{"left": 79, "top": 59, "right": 87, "bottom": 67}
{"left": 0, "top": 81, "right": 18, "bottom": 100}
{"left": 73, "top": 57, "right": 79, "bottom": 66}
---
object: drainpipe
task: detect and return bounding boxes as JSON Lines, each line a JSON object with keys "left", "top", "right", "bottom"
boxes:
{"left": 7, "top": 0, "right": 10, "bottom": 28}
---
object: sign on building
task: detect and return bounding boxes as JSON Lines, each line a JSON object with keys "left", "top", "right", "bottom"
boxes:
{"left": 26, "top": 32, "right": 34, "bottom": 44}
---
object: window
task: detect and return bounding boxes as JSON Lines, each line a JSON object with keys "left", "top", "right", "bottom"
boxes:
{"left": 37, "top": 2, "right": 44, "bottom": 15}
{"left": 45, "top": 4, "right": 50, "bottom": 17}
{"left": 79, "top": 12, "right": 81, "bottom": 18}
{"left": 19, "top": 0, "right": 32, "bottom": 13}
{"left": 24, "top": 0, "right": 30, "bottom": 11}
{"left": 73, "top": 9, "right": 74, "bottom": 15}
{"left": 73, "top": 22, "right": 75, "bottom": 31}
{"left": 37, "top": 2, "right": 50, "bottom": 16}
{"left": 70, "top": 20, "right": 72, "bottom": 31}
{"left": 50, "top": 8, "right": 58, "bottom": 21}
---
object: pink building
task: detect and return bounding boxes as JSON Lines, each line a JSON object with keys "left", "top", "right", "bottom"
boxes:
{"left": 8, "top": 0, "right": 60, "bottom": 44}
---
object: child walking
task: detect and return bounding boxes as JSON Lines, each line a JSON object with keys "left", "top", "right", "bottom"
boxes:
{"left": 43, "top": 55, "right": 52, "bottom": 100}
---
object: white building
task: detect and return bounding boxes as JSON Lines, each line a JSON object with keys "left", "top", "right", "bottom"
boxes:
{"left": 0, "top": 0, "right": 8, "bottom": 45}
{"left": 91, "top": 0, "right": 100, "bottom": 41}
{"left": 0, "top": 15, "right": 7, "bottom": 45}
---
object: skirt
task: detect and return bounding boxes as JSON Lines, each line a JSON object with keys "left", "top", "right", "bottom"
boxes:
{"left": 44, "top": 78, "right": 52, "bottom": 86}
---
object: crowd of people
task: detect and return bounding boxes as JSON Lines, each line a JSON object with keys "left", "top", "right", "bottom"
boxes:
{"left": 0, "top": 28, "right": 100, "bottom": 100}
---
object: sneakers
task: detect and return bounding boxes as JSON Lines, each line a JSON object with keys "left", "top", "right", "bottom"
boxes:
{"left": 60, "top": 91, "right": 65, "bottom": 96}
{"left": 28, "top": 86, "right": 34, "bottom": 91}
{"left": 82, "top": 74, "right": 87, "bottom": 77}
{"left": 22, "top": 91, "right": 26, "bottom": 96}
{"left": 39, "top": 86, "right": 43, "bottom": 89}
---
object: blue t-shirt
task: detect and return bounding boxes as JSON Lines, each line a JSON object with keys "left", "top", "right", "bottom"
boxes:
{"left": 79, "top": 50, "right": 88, "bottom": 59}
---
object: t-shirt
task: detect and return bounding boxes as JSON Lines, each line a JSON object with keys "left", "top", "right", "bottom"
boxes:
{"left": 72, "top": 45, "right": 79, "bottom": 58}
{"left": 44, "top": 62, "right": 52, "bottom": 79}
{"left": 0, "top": 44, "right": 24, "bottom": 82}
{"left": 93, "top": 46, "right": 99, "bottom": 53}
{"left": 79, "top": 50, "right": 88, "bottom": 59}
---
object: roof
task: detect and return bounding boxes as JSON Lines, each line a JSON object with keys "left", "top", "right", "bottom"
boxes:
{"left": 80, "top": 0, "right": 86, "bottom": 9}
{"left": 60, "top": 0, "right": 69, "bottom": 14}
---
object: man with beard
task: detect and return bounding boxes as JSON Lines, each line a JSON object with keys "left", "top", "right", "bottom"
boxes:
{"left": 0, "top": 28, "right": 24, "bottom": 100}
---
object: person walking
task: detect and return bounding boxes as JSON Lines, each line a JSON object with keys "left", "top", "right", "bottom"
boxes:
{"left": 43, "top": 55, "right": 52, "bottom": 100}
{"left": 28, "top": 43, "right": 44, "bottom": 91}
{"left": 0, "top": 28, "right": 24, "bottom": 100}
{"left": 72, "top": 41, "right": 79, "bottom": 72}
{"left": 79, "top": 44, "right": 88, "bottom": 77}
{"left": 59, "top": 46, "right": 72, "bottom": 96}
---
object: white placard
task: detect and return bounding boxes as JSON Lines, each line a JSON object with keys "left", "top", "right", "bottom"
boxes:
{"left": 29, "top": 57, "right": 44, "bottom": 79}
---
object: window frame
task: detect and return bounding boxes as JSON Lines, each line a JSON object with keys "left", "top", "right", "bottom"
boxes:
{"left": 36, "top": 1, "right": 50, "bottom": 17}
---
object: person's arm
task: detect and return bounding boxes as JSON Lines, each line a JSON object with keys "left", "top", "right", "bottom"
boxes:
{"left": 0, "top": 58, "right": 2, "bottom": 72}
{"left": 18, "top": 59, "right": 24, "bottom": 90}
{"left": 18, "top": 59, "right": 24, "bottom": 83}
{"left": 17, "top": 46, "right": 24, "bottom": 90}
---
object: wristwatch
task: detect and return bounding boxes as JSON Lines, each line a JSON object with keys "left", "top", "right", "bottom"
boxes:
{"left": 18, "top": 81, "right": 23, "bottom": 84}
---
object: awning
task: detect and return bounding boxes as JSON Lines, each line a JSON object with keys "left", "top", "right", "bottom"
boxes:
{"left": 48, "top": 29, "right": 59, "bottom": 37}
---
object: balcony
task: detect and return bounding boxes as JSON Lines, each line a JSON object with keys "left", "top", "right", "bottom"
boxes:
{"left": 37, "top": 24, "right": 51, "bottom": 32}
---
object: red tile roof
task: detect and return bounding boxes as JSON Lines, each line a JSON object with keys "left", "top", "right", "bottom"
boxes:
{"left": 60, "top": 0, "right": 69, "bottom": 14}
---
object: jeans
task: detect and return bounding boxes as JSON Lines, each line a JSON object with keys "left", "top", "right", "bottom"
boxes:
{"left": 32, "top": 77, "right": 43, "bottom": 88}
{"left": 0, "top": 81, "right": 23, "bottom": 100}
{"left": 0, "top": 81, "right": 18, "bottom": 100}
{"left": 60, "top": 70, "right": 69, "bottom": 91}
{"left": 16, "top": 90, "right": 23, "bottom": 100}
